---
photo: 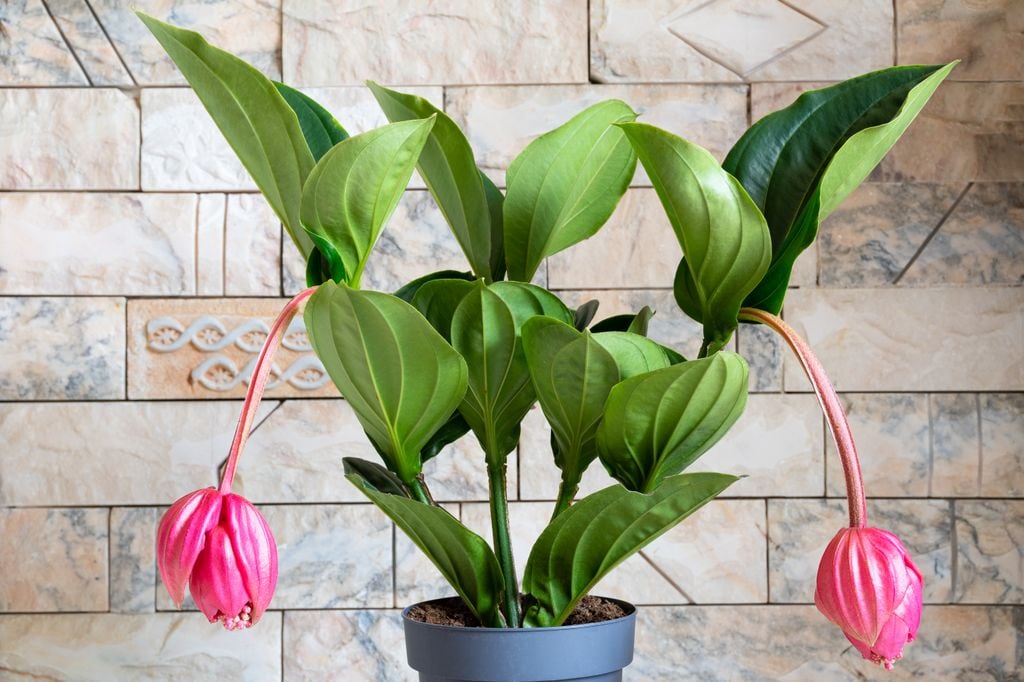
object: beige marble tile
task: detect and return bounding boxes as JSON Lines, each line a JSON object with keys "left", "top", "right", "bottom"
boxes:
{"left": 446, "top": 84, "right": 747, "bottom": 186}
{"left": 0, "top": 612, "right": 282, "bottom": 679}
{"left": 930, "top": 393, "right": 981, "bottom": 498}
{"left": 0, "top": 89, "right": 138, "bottom": 189}
{"left": 109, "top": 507, "right": 157, "bottom": 614}
{"left": 591, "top": 0, "right": 892, "bottom": 83}
{"left": 224, "top": 194, "right": 281, "bottom": 296}
{"left": 0, "top": 400, "right": 276, "bottom": 506}
{"left": 127, "top": 298, "right": 334, "bottom": 400}
{"left": 980, "top": 394, "right": 1024, "bottom": 497}
{"left": 0, "top": 508, "right": 108, "bottom": 612}
{"left": 737, "top": 322, "right": 783, "bottom": 393}
{"left": 283, "top": 1, "right": 587, "bottom": 86}
{"left": 89, "top": 0, "right": 282, "bottom": 85}
{"left": 955, "top": 500, "right": 1024, "bottom": 604}
{"left": 768, "top": 498, "right": 953, "bottom": 604}
{"left": 0, "top": 193, "right": 195, "bottom": 295}
{"left": 789, "top": 245, "right": 818, "bottom": 288}
{"left": 547, "top": 189, "right": 682, "bottom": 290}
{"left": 395, "top": 503, "right": 461, "bottom": 607}
{"left": 825, "top": 394, "right": 930, "bottom": 498}
{"left": 898, "top": 0, "right": 1024, "bottom": 81}
{"left": 284, "top": 610, "right": 410, "bottom": 682}
{"left": 46, "top": 0, "right": 133, "bottom": 86}
{"left": 0, "top": 0, "right": 88, "bottom": 85}
{"left": 196, "top": 193, "right": 226, "bottom": 296}
{"left": 0, "top": 297, "right": 125, "bottom": 400}
{"left": 783, "top": 288, "right": 1024, "bottom": 391}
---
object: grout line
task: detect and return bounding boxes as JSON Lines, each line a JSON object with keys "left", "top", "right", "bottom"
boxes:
{"left": 638, "top": 550, "right": 694, "bottom": 604}
{"left": 975, "top": 394, "right": 984, "bottom": 494}
{"left": 122, "top": 297, "right": 129, "bottom": 400}
{"left": 927, "top": 394, "right": 935, "bottom": 497}
{"left": 763, "top": 499, "right": 771, "bottom": 604}
{"left": 84, "top": 0, "right": 137, "bottom": 86}
{"left": 893, "top": 183, "right": 973, "bottom": 284}
{"left": 39, "top": 0, "right": 93, "bottom": 86}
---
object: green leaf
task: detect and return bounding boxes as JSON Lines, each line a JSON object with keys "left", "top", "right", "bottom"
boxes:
{"left": 573, "top": 300, "right": 600, "bottom": 331}
{"left": 273, "top": 82, "right": 348, "bottom": 161}
{"left": 596, "top": 352, "right": 749, "bottom": 492}
{"left": 618, "top": 123, "right": 771, "bottom": 354}
{"left": 482, "top": 173, "right": 507, "bottom": 280}
{"left": 523, "top": 472, "right": 737, "bottom": 627}
{"left": 420, "top": 410, "right": 472, "bottom": 463}
{"left": 724, "top": 63, "right": 956, "bottom": 314}
{"left": 136, "top": 12, "right": 316, "bottom": 258}
{"left": 394, "top": 270, "right": 474, "bottom": 303}
{"left": 522, "top": 317, "right": 621, "bottom": 496}
{"left": 341, "top": 457, "right": 408, "bottom": 497}
{"left": 411, "top": 278, "right": 477, "bottom": 340}
{"left": 488, "top": 282, "right": 574, "bottom": 329}
{"left": 592, "top": 331, "right": 674, "bottom": 379}
{"left": 368, "top": 82, "right": 498, "bottom": 281}
{"left": 346, "top": 468, "right": 505, "bottom": 627}
{"left": 305, "top": 282, "right": 467, "bottom": 483}
{"left": 590, "top": 306, "right": 655, "bottom": 336}
{"left": 301, "top": 117, "right": 436, "bottom": 288}
{"left": 503, "top": 100, "right": 638, "bottom": 282}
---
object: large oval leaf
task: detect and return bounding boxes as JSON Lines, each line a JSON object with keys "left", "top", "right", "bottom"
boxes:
{"left": 724, "top": 62, "right": 956, "bottom": 313}
{"left": 274, "top": 82, "right": 349, "bottom": 161}
{"left": 503, "top": 100, "right": 638, "bottom": 282}
{"left": 346, "top": 466, "right": 505, "bottom": 627}
{"left": 522, "top": 472, "right": 738, "bottom": 627}
{"left": 591, "top": 331, "right": 676, "bottom": 378}
{"left": 618, "top": 123, "right": 771, "bottom": 355}
{"left": 597, "top": 352, "right": 748, "bottom": 492}
{"left": 301, "top": 118, "right": 436, "bottom": 287}
{"left": 137, "top": 12, "right": 316, "bottom": 257}
{"left": 305, "top": 282, "right": 467, "bottom": 483}
{"left": 488, "top": 281, "right": 574, "bottom": 328}
{"left": 411, "top": 277, "right": 477, "bottom": 340}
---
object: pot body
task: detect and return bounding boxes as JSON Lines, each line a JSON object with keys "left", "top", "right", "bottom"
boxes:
{"left": 402, "top": 597, "right": 637, "bottom": 682}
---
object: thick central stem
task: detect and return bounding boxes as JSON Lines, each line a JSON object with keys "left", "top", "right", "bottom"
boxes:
{"left": 738, "top": 307, "right": 866, "bottom": 528}
{"left": 219, "top": 287, "right": 318, "bottom": 493}
{"left": 487, "top": 461, "right": 520, "bottom": 626}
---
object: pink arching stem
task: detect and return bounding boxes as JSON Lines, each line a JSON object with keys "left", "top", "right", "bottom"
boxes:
{"left": 219, "top": 287, "right": 318, "bottom": 493}
{"left": 738, "top": 307, "right": 866, "bottom": 528}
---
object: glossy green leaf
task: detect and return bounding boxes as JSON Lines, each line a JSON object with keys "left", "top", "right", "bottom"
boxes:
{"left": 573, "top": 300, "right": 600, "bottom": 331}
{"left": 724, "top": 63, "right": 956, "bottom": 313}
{"left": 305, "top": 282, "right": 467, "bottom": 483}
{"left": 301, "top": 118, "right": 435, "bottom": 288}
{"left": 618, "top": 123, "right": 771, "bottom": 354}
{"left": 592, "top": 331, "right": 674, "bottom": 379}
{"left": 590, "top": 306, "right": 655, "bottom": 336}
{"left": 394, "top": 270, "right": 474, "bottom": 303}
{"left": 523, "top": 472, "right": 737, "bottom": 627}
{"left": 411, "top": 278, "right": 477, "bottom": 340}
{"left": 368, "top": 82, "right": 498, "bottom": 280}
{"left": 347, "top": 468, "right": 505, "bottom": 627}
{"left": 481, "top": 173, "right": 506, "bottom": 280}
{"left": 488, "top": 281, "right": 574, "bottom": 329}
{"left": 136, "top": 12, "right": 315, "bottom": 258}
{"left": 273, "top": 82, "right": 349, "bottom": 161}
{"left": 341, "top": 456, "right": 408, "bottom": 497}
{"left": 596, "top": 352, "right": 748, "bottom": 492}
{"left": 503, "top": 100, "right": 638, "bottom": 282}
{"left": 521, "top": 317, "right": 620, "bottom": 496}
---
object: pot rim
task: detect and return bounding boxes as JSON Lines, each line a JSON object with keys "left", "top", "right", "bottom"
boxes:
{"left": 401, "top": 595, "right": 637, "bottom": 633}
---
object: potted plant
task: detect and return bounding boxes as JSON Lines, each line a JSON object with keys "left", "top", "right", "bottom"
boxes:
{"left": 139, "top": 12, "right": 955, "bottom": 680}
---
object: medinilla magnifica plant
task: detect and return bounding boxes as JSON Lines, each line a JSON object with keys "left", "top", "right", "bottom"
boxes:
{"left": 140, "top": 12, "right": 953, "bottom": 668}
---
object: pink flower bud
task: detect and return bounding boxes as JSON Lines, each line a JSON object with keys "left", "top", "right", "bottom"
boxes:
{"left": 815, "top": 527, "right": 923, "bottom": 669}
{"left": 157, "top": 488, "right": 277, "bottom": 630}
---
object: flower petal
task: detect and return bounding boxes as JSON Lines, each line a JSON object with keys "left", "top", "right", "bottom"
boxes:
{"left": 190, "top": 525, "right": 250, "bottom": 624}
{"left": 156, "top": 488, "right": 222, "bottom": 607}
{"left": 221, "top": 494, "right": 278, "bottom": 624}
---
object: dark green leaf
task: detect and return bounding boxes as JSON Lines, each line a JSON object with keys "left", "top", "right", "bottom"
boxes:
{"left": 411, "top": 278, "right": 477, "bottom": 340}
{"left": 573, "top": 300, "right": 600, "bottom": 331}
{"left": 394, "top": 270, "right": 474, "bottom": 303}
{"left": 590, "top": 306, "right": 654, "bottom": 335}
{"left": 273, "top": 82, "right": 348, "bottom": 161}
{"left": 482, "top": 172, "right": 506, "bottom": 280}
{"left": 341, "top": 457, "right": 408, "bottom": 497}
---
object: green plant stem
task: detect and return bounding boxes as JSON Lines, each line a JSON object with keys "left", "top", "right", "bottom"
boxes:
{"left": 487, "top": 461, "right": 520, "bottom": 626}
{"left": 697, "top": 339, "right": 712, "bottom": 358}
{"left": 407, "top": 477, "right": 434, "bottom": 506}
{"left": 551, "top": 479, "right": 578, "bottom": 520}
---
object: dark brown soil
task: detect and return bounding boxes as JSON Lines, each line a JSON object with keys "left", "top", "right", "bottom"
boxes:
{"left": 407, "top": 595, "right": 627, "bottom": 627}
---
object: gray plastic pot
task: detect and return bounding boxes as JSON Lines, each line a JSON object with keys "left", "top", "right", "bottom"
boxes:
{"left": 402, "top": 597, "right": 637, "bottom": 682}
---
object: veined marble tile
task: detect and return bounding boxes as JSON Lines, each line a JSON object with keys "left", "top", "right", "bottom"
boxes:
{"left": 127, "top": 298, "right": 335, "bottom": 400}
{"left": 818, "top": 183, "right": 962, "bottom": 287}
{"left": 0, "top": 400, "right": 276, "bottom": 506}
{"left": 46, "top": 0, "right": 133, "bottom": 86}
{"left": 89, "top": 0, "right": 282, "bottom": 85}
{"left": 462, "top": 501, "right": 688, "bottom": 604}
{"left": 110, "top": 507, "right": 157, "bottom": 614}
{"left": 930, "top": 393, "right": 981, "bottom": 497}
{"left": 547, "top": 189, "right": 682, "bottom": 290}
{"left": 445, "top": 84, "right": 747, "bottom": 186}
{"left": 0, "top": 508, "right": 108, "bottom": 612}
{"left": 768, "top": 499, "right": 953, "bottom": 603}
{"left": 737, "top": 322, "right": 782, "bottom": 393}
{"left": 980, "top": 393, "right": 1024, "bottom": 497}
{"left": 898, "top": 0, "right": 1024, "bottom": 81}
{"left": 902, "top": 183, "right": 1024, "bottom": 286}
{"left": 629, "top": 605, "right": 1022, "bottom": 680}
{"left": 591, "top": 0, "right": 892, "bottom": 83}
{"left": 196, "top": 193, "right": 226, "bottom": 295}
{"left": 224, "top": 194, "right": 281, "bottom": 296}
{"left": 0, "top": 89, "right": 138, "bottom": 189}
{"left": 825, "top": 394, "right": 930, "bottom": 498}
{"left": 0, "top": 297, "right": 125, "bottom": 400}
{"left": 0, "top": 612, "right": 282, "bottom": 679}
{"left": 283, "top": 1, "right": 587, "bottom": 86}
{"left": 954, "top": 500, "right": 1024, "bottom": 604}
{"left": 783, "top": 288, "right": 1024, "bottom": 391}
{"left": 879, "top": 82, "right": 1024, "bottom": 182}
{"left": 0, "top": 0, "right": 88, "bottom": 85}
{"left": 0, "top": 193, "right": 194, "bottom": 295}
{"left": 395, "top": 503, "right": 460, "bottom": 606}
{"left": 283, "top": 610, "right": 410, "bottom": 682}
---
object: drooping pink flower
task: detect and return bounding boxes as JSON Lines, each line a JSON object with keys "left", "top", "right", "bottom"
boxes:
{"left": 815, "top": 526, "right": 924, "bottom": 670}
{"left": 157, "top": 488, "right": 278, "bottom": 630}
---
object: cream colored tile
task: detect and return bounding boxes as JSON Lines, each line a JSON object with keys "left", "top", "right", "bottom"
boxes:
{"left": 224, "top": 194, "right": 281, "bottom": 296}
{"left": 930, "top": 393, "right": 981, "bottom": 497}
{"left": 954, "top": 500, "right": 1024, "bottom": 604}
{"left": 0, "top": 0, "right": 88, "bottom": 85}
{"left": 980, "top": 394, "right": 1024, "bottom": 497}
{"left": 109, "top": 507, "right": 157, "bottom": 614}
{"left": 196, "top": 193, "right": 226, "bottom": 296}
{"left": 283, "top": 610, "right": 408, "bottom": 682}
{"left": 46, "top": 0, "right": 133, "bottom": 86}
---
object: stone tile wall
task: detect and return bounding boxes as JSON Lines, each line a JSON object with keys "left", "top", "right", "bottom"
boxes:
{"left": 0, "top": 1, "right": 1020, "bottom": 680}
